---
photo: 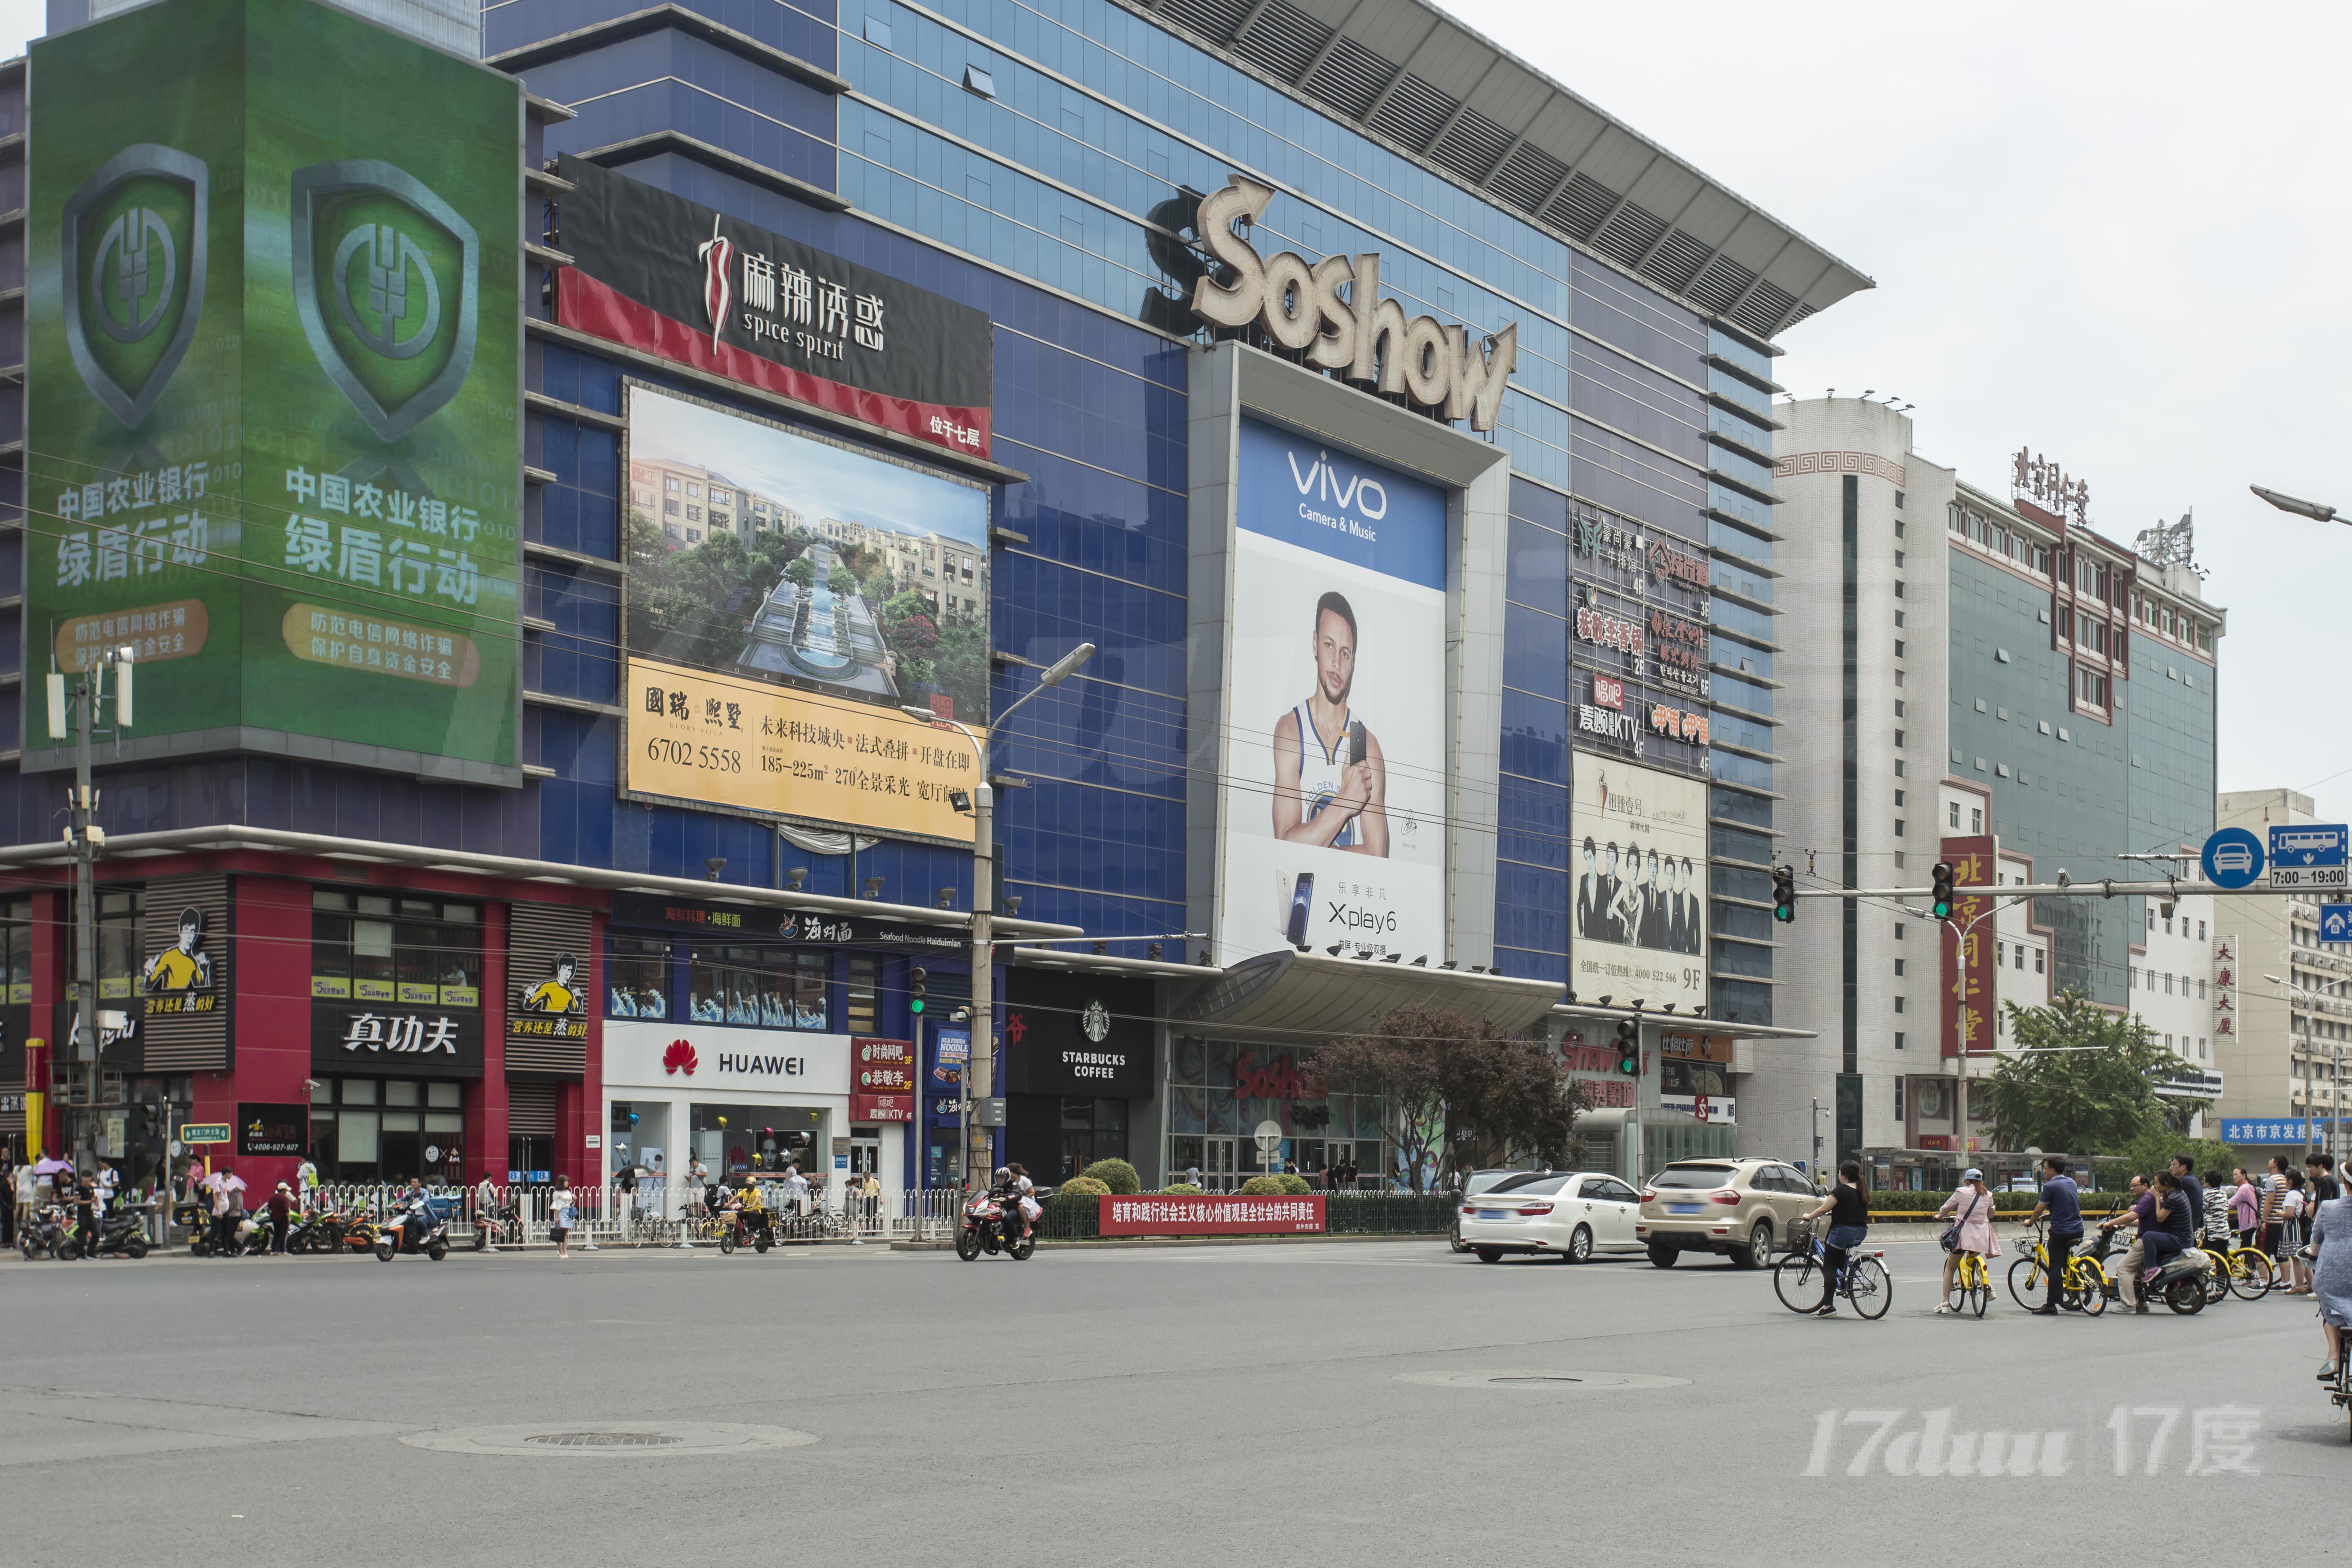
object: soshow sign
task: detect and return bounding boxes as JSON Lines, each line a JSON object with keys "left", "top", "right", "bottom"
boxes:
{"left": 1218, "top": 419, "right": 1446, "bottom": 962}
{"left": 25, "top": 0, "right": 522, "bottom": 783}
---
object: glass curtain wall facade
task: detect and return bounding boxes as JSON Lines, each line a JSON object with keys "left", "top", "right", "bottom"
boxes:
{"left": 486, "top": 0, "right": 1786, "bottom": 1016}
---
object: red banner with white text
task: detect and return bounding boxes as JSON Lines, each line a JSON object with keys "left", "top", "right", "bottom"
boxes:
{"left": 1098, "top": 1194, "right": 1326, "bottom": 1236}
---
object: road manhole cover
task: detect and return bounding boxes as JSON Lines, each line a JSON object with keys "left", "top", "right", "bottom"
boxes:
{"left": 402, "top": 1422, "right": 818, "bottom": 1457}
{"left": 1395, "top": 1370, "right": 1690, "bottom": 1392}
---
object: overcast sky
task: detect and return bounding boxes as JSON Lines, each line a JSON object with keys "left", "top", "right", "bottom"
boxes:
{"left": 1445, "top": 0, "right": 2352, "bottom": 831}
{"left": 8, "top": 0, "right": 2348, "bottom": 826}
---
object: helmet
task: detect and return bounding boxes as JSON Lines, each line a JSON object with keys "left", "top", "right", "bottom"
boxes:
{"left": 993, "top": 1167, "right": 1012, "bottom": 1184}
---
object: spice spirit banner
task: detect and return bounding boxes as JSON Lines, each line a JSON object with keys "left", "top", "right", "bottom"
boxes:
{"left": 25, "top": 0, "right": 522, "bottom": 784}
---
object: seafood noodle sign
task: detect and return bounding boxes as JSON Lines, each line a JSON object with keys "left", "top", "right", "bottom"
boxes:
{"left": 1098, "top": 1195, "right": 1326, "bottom": 1235}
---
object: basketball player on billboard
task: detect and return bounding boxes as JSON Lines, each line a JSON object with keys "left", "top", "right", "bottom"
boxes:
{"left": 1272, "top": 591, "right": 1389, "bottom": 857}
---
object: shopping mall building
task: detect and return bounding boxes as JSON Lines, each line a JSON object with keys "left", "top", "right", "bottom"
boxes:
{"left": 0, "top": 0, "right": 1868, "bottom": 1193}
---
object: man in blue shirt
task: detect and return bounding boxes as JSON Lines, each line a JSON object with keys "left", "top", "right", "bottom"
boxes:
{"left": 2025, "top": 1155, "right": 2085, "bottom": 1316}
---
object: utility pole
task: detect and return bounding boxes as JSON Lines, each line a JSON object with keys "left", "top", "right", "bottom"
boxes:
{"left": 904, "top": 641, "right": 1092, "bottom": 1194}
{"left": 47, "top": 647, "right": 133, "bottom": 1149}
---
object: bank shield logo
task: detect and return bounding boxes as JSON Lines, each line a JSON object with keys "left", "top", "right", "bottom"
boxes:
{"left": 290, "top": 160, "right": 478, "bottom": 441}
{"left": 61, "top": 144, "right": 209, "bottom": 428}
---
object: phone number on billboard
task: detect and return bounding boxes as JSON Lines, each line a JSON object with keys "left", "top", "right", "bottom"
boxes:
{"left": 645, "top": 737, "right": 745, "bottom": 775}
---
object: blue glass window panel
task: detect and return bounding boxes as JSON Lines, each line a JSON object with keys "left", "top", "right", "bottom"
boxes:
{"left": 1500, "top": 688, "right": 1568, "bottom": 784}
{"left": 1506, "top": 516, "right": 1570, "bottom": 619}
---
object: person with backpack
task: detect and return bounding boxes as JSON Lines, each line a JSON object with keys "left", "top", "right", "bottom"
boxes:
{"left": 1934, "top": 1169, "right": 2000, "bottom": 1314}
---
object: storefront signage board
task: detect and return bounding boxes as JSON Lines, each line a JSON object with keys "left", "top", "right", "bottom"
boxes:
{"left": 310, "top": 1000, "right": 486, "bottom": 1078}
{"left": 604, "top": 1020, "right": 853, "bottom": 1098}
{"left": 611, "top": 893, "right": 964, "bottom": 951}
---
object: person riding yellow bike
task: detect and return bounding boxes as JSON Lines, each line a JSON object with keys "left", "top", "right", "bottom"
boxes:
{"left": 735, "top": 1178, "right": 773, "bottom": 1247}
{"left": 1935, "top": 1169, "right": 2000, "bottom": 1314}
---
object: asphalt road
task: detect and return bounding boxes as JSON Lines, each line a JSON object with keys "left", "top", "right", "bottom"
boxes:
{"left": 1, "top": 1235, "right": 2342, "bottom": 1566}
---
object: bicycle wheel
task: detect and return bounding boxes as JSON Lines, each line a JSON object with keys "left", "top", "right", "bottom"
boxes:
{"left": 1773, "top": 1252, "right": 1823, "bottom": 1312}
{"left": 1846, "top": 1256, "right": 1892, "bottom": 1319}
{"left": 2230, "top": 1250, "right": 2274, "bottom": 1301}
{"left": 2006, "top": 1255, "right": 2046, "bottom": 1311}
{"left": 1970, "top": 1273, "right": 1989, "bottom": 1318}
{"left": 2074, "top": 1263, "right": 2107, "bottom": 1316}
{"left": 2198, "top": 1252, "right": 2230, "bottom": 1306}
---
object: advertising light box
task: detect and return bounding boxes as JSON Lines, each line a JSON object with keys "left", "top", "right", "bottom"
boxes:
{"left": 1570, "top": 755, "right": 1709, "bottom": 1011}
{"left": 620, "top": 385, "right": 993, "bottom": 844}
{"left": 1216, "top": 419, "right": 1448, "bottom": 963}
{"left": 25, "top": 0, "right": 522, "bottom": 783}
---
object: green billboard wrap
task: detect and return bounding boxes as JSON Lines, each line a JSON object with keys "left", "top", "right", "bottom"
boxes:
{"left": 27, "top": 0, "right": 522, "bottom": 785}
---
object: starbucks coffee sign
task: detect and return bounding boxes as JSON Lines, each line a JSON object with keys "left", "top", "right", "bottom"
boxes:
{"left": 1189, "top": 175, "right": 1517, "bottom": 432}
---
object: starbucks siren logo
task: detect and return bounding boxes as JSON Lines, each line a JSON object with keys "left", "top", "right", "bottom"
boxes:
{"left": 61, "top": 144, "right": 209, "bottom": 426}
{"left": 290, "top": 159, "right": 478, "bottom": 441}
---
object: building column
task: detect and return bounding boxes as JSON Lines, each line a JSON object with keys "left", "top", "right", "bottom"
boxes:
{"left": 231, "top": 878, "right": 320, "bottom": 1193}
{"left": 471, "top": 900, "right": 508, "bottom": 1186}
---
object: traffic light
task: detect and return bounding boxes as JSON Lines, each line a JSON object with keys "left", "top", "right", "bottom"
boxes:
{"left": 1931, "top": 862, "right": 1956, "bottom": 920}
{"left": 1771, "top": 865, "right": 1797, "bottom": 924}
{"left": 1615, "top": 1017, "right": 1639, "bottom": 1074}
{"left": 909, "top": 966, "right": 927, "bottom": 1015}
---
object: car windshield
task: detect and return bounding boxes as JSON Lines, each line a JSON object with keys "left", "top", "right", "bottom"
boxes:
{"left": 1650, "top": 1165, "right": 1737, "bottom": 1189}
{"left": 1483, "top": 1174, "right": 1571, "bottom": 1197}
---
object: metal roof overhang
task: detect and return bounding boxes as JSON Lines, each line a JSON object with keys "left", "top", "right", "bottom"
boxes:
{"left": 0, "top": 826, "right": 1085, "bottom": 940}
{"left": 1169, "top": 949, "right": 1561, "bottom": 1042}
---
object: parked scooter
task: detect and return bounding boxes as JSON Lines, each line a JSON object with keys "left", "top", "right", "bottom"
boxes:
{"left": 17, "top": 1205, "right": 75, "bottom": 1261}
{"left": 86, "top": 1207, "right": 153, "bottom": 1259}
{"left": 471, "top": 1199, "right": 522, "bottom": 1252}
{"left": 375, "top": 1195, "right": 450, "bottom": 1261}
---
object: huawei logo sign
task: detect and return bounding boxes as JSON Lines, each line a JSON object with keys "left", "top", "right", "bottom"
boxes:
{"left": 663, "top": 1040, "right": 698, "bottom": 1076}
{"left": 695, "top": 214, "right": 732, "bottom": 355}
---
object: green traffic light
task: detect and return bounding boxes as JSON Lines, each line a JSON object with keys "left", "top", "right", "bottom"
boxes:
{"left": 909, "top": 998, "right": 924, "bottom": 1014}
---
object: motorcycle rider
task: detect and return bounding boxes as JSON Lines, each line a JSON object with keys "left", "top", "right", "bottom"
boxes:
{"left": 2098, "top": 1173, "right": 2158, "bottom": 1310}
{"left": 987, "top": 1167, "right": 1029, "bottom": 1246}
{"left": 393, "top": 1175, "right": 430, "bottom": 1252}
{"left": 735, "top": 1177, "right": 773, "bottom": 1247}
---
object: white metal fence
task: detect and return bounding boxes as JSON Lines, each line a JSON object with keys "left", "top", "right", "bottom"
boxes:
{"left": 148, "top": 1178, "right": 978, "bottom": 1247}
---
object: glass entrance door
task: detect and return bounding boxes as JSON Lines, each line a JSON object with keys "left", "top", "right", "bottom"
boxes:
{"left": 1203, "top": 1136, "right": 1238, "bottom": 1192}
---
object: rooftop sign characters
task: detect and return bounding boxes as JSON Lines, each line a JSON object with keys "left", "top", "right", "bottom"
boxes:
{"left": 2011, "top": 448, "right": 2090, "bottom": 526}
{"left": 1188, "top": 175, "right": 1516, "bottom": 432}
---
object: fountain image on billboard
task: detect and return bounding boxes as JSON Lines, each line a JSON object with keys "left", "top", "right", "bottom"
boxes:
{"left": 624, "top": 384, "right": 991, "bottom": 721}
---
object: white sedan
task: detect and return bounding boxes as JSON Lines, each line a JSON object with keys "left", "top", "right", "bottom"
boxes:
{"left": 1457, "top": 1171, "right": 1646, "bottom": 1263}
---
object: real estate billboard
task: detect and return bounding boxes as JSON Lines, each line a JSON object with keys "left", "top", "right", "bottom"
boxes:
{"left": 1216, "top": 419, "right": 1447, "bottom": 963}
{"left": 1570, "top": 755, "right": 1708, "bottom": 1010}
{"left": 25, "top": 0, "right": 522, "bottom": 782}
{"left": 620, "top": 384, "right": 992, "bottom": 843}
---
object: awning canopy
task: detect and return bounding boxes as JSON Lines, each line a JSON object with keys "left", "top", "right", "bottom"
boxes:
{"left": 0, "top": 825, "right": 1083, "bottom": 939}
{"left": 1169, "top": 949, "right": 1562, "bottom": 1044}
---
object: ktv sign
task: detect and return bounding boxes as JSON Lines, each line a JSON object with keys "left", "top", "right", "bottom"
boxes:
{"left": 1189, "top": 176, "right": 1516, "bottom": 432}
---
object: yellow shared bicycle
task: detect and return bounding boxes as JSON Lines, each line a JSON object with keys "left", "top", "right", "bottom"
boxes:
{"left": 1944, "top": 1248, "right": 1993, "bottom": 1317}
{"left": 2005, "top": 1225, "right": 2109, "bottom": 1316}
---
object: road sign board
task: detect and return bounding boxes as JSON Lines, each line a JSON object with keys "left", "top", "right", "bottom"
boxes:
{"left": 2269, "top": 823, "right": 2350, "bottom": 889}
{"left": 2323, "top": 905, "right": 2352, "bottom": 944}
{"left": 178, "top": 1123, "right": 230, "bottom": 1144}
{"left": 2201, "top": 828, "right": 2265, "bottom": 890}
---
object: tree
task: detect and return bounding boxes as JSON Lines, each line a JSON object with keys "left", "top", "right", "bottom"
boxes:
{"left": 1980, "top": 992, "right": 2207, "bottom": 1155}
{"left": 784, "top": 556, "right": 815, "bottom": 590}
{"left": 1305, "top": 1004, "right": 1588, "bottom": 1191}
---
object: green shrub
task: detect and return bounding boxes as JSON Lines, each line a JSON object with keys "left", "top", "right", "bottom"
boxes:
{"left": 1055, "top": 1176, "right": 1111, "bottom": 1202}
{"left": 1238, "top": 1175, "right": 1287, "bottom": 1196}
{"left": 1160, "top": 1182, "right": 1203, "bottom": 1195}
{"left": 1276, "top": 1174, "right": 1312, "bottom": 1195}
{"left": 1080, "top": 1158, "right": 1141, "bottom": 1195}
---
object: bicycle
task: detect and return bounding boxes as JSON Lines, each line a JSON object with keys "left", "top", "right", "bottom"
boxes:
{"left": 2196, "top": 1237, "right": 2276, "bottom": 1302}
{"left": 1772, "top": 1235, "right": 1891, "bottom": 1319}
{"left": 2006, "top": 1226, "right": 2108, "bottom": 1316}
{"left": 1945, "top": 1249, "right": 1992, "bottom": 1318}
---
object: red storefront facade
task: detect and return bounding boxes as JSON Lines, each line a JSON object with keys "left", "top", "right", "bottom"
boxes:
{"left": 5, "top": 847, "right": 605, "bottom": 1197}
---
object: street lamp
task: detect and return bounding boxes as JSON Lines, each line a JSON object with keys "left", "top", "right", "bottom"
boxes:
{"left": 2250, "top": 485, "right": 2339, "bottom": 523}
{"left": 903, "top": 641, "right": 1094, "bottom": 1192}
